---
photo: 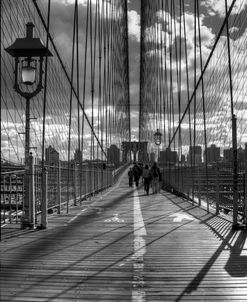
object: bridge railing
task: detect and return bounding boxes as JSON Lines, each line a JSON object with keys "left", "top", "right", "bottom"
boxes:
{"left": 1, "top": 161, "right": 125, "bottom": 227}
{"left": 1, "top": 170, "right": 24, "bottom": 225}
{"left": 161, "top": 160, "right": 247, "bottom": 224}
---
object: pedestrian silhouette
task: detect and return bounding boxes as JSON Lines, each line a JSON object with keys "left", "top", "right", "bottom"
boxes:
{"left": 142, "top": 164, "right": 151, "bottom": 195}
{"left": 150, "top": 162, "right": 161, "bottom": 194}
{"left": 128, "top": 168, "right": 134, "bottom": 187}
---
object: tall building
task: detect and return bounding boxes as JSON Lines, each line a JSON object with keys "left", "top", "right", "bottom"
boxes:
{"left": 187, "top": 145, "right": 202, "bottom": 165}
{"left": 223, "top": 148, "right": 232, "bottom": 162}
{"left": 238, "top": 147, "right": 245, "bottom": 162}
{"left": 205, "top": 144, "right": 221, "bottom": 163}
{"left": 74, "top": 149, "right": 82, "bottom": 164}
{"left": 159, "top": 148, "right": 178, "bottom": 164}
{"left": 45, "top": 146, "right": 59, "bottom": 166}
{"left": 107, "top": 145, "right": 120, "bottom": 167}
{"left": 223, "top": 146, "right": 246, "bottom": 162}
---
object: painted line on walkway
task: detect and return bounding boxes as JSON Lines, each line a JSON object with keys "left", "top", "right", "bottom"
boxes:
{"left": 65, "top": 168, "right": 131, "bottom": 225}
{"left": 132, "top": 188, "right": 146, "bottom": 302}
{"left": 65, "top": 208, "right": 88, "bottom": 225}
{"left": 64, "top": 171, "right": 127, "bottom": 226}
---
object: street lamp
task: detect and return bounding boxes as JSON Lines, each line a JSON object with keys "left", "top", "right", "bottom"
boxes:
{"left": 154, "top": 129, "right": 162, "bottom": 163}
{"left": 154, "top": 129, "right": 162, "bottom": 146}
{"left": 5, "top": 22, "right": 52, "bottom": 228}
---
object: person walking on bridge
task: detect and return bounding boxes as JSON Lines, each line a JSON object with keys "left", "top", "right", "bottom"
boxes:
{"left": 142, "top": 164, "right": 151, "bottom": 195}
{"left": 133, "top": 162, "right": 142, "bottom": 187}
{"left": 150, "top": 162, "right": 161, "bottom": 194}
{"left": 128, "top": 168, "right": 134, "bottom": 187}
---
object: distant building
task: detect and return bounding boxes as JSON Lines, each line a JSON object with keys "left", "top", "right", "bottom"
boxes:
{"left": 45, "top": 146, "right": 59, "bottom": 166}
{"left": 159, "top": 148, "right": 178, "bottom": 164}
{"left": 150, "top": 152, "right": 155, "bottom": 163}
{"left": 223, "top": 146, "right": 246, "bottom": 163}
{"left": 238, "top": 147, "right": 245, "bottom": 162}
{"left": 74, "top": 148, "right": 82, "bottom": 164}
{"left": 223, "top": 148, "right": 232, "bottom": 162}
{"left": 204, "top": 144, "right": 221, "bottom": 163}
{"left": 107, "top": 145, "right": 120, "bottom": 167}
{"left": 187, "top": 145, "right": 202, "bottom": 165}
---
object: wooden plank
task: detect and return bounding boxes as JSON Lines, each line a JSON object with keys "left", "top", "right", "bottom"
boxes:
{"left": 1, "top": 172, "right": 247, "bottom": 301}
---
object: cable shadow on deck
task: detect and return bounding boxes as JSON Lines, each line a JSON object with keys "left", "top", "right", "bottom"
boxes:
{"left": 2, "top": 189, "right": 195, "bottom": 300}
{"left": 162, "top": 191, "right": 247, "bottom": 301}
{"left": 1, "top": 188, "right": 135, "bottom": 269}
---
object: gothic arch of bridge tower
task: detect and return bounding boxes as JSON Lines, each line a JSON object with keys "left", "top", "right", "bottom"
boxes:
{"left": 122, "top": 141, "right": 148, "bottom": 163}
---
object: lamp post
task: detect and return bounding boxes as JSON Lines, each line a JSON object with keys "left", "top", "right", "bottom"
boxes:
{"left": 154, "top": 129, "right": 162, "bottom": 162}
{"left": 5, "top": 22, "right": 52, "bottom": 228}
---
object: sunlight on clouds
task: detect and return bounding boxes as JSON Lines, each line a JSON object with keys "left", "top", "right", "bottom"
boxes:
{"left": 201, "top": 0, "right": 247, "bottom": 17}
{"left": 229, "top": 26, "right": 239, "bottom": 33}
{"left": 55, "top": 0, "right": 108, "bottom": 6}
{"left": 128, "top": 10, "right": 140, "bottom": 41}
{"left": 53, "top": 0, "right": 122, "bottom": 20}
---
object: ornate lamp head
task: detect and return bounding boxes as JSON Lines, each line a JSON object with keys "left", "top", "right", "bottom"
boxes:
{"left": 154, "top": 129, "right": 162, "bottom": 146}
{"left": 5, "top": 22, "right": 52, "bottom": 98}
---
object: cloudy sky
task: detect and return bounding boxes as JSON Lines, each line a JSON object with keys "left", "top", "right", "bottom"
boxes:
{"left": 125, "top": 0, "right": 247, "bottom": 151}
{"left": 2, "top": 0, "right": 247, "bottom": 163}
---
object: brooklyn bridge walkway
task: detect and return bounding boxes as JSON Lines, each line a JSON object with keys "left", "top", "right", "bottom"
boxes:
{"left": 1, "top": 169, "right": 247, "bottom": 302}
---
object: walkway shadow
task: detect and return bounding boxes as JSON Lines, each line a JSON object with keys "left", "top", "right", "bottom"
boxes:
{"left": 225, "top": 230, "right": 247, "bottom": 277}
{"left": 2, "top": 187, "right": 136, "bottom": 274}
{"left": 161, "top": 191, "right": 247, "bottom": 301}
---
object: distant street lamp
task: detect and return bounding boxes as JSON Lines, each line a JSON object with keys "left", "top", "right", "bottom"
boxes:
{"left": 154, "top": 129, "right": 162, "bottom": 163}
{"left": 154, "top": 129, "right": 162, "bottom": 146}
{"left": 5, "top": 22, "right": 52, "bottom": 228}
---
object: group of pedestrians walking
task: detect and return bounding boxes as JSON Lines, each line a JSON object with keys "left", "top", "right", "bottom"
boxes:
{"left": 128, "top": 162, "right": 162, "bottom": 195}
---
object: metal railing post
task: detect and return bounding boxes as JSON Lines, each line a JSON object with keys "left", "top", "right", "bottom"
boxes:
{"left": 86, "top": 167, "right": 89, "bottom": 198}
{"left": 216, "top": 162, "right": 220, "bottom": 215}
{"left": 29, "top": 154, "right": 35, "bottom": 228}
{"left": 79, "top": 163, "right": 82, "bottom": 206}
{"left": 21, "top": 153, "right": 35, "bottom": 228}
{"left": 41, "top": 168, "right": 48, "bottom": 229}
{"left": 9, "top": 176, "right": 13, "bottom": 224}
{"left": 57, "top": 162, "right": 61, "bottom": 214}
{"left": 244, "top": 143, "right": 247, "bottom": 225}
{"left": 232, "top": 115, "right": 238, "bottom": 229}
{"left": 198, "top": 166, "right": 201, "bottom": 206}
{"left": 73, "top": 164, "right": 77, "bottom": 206}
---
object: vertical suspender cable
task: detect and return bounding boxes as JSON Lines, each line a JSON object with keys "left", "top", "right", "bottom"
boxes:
{"left": 89, "top": 0, "right": 93, "bottom": 161}
{"left": 81, "top": 0, "right": 90, "bottom": 160}
{"left": 182, "top": 1, "right": 193, "bottom": 187}
{"left": 75, "top": 0, "right": 80, "bottom": 153}
{"left": 191, "top": 0, "right": 197, "bottom": 200}
{"left": 124, "top": 0, "right": 131, "bottom": 142}
{"left": 197, "top": 0, "right": 209, "bottom": 210}
{"left": 162, "top": 0, "right": 168, "bottom": 148}
{"left": 139, "top": 0, "right": 144, "bottom": 142}
{"left": 41, "top": 0, "right": 51, "bottom": 168}
{"left": 225, "top": 0, "right": 238, "bottom": 228}
{"left": 97, "top": 0, "right": 102, "bottom": 163}
{"left": 33, "top": 1, "right": 106, "bottom": 158}
{"left": 41, "top": 0, "right": 51, "bottom": 221}
{"left": 67, "top": 2, "right": 77, "bottom": 213}
{"left": 168, "top": 0, "right": 237, "bottom": 146}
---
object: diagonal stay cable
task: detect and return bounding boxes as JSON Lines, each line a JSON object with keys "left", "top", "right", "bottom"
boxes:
{"left": 168, "top": 0, "right": 237, "bottom": 148}
{"left": 32, "top": 0, "right": 107, "bottom": 157}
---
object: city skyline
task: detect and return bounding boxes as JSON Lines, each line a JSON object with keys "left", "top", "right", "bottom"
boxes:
{"left": 2, "top": 0, "right": 247, "bottom": 164}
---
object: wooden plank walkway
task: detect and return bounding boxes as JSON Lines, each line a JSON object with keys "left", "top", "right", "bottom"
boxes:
{"left": 1, "top": 171, "right": 247, "bottom": 301}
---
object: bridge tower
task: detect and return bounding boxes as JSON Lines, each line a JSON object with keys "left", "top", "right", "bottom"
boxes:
{"left": 122, "top": 141, "right": 148, "bottom": 163}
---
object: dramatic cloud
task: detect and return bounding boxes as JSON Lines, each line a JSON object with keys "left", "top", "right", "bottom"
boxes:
{"left": 128, "top": 10, "right": 141, "bottom": 41}
{"left": 201, "top": 0, "right": 247, "bottom": 17}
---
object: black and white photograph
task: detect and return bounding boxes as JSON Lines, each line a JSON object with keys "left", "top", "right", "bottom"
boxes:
{"left": 1, "top": 0, "right": 247, "bottom": 301}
